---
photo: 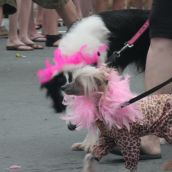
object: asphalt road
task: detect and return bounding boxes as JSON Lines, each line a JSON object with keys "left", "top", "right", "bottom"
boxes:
{"left": 0, "top": 37, "right": 171, "bottom": 172}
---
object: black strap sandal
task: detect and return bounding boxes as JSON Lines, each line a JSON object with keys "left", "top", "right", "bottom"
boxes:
{"left": 45, "top": 34, "right": 62, "bottom": 47}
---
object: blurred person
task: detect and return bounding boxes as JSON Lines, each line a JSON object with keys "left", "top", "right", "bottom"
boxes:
{"left": 142, "top": 0, "right": 172, "bottom": 158}
{"left": 33, "top": 0, "right": 79, "bottom": 27}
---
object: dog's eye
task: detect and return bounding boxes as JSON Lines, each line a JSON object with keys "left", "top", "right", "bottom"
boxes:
{"left": 97, "top": 51, "right": 101, "bottom": 56}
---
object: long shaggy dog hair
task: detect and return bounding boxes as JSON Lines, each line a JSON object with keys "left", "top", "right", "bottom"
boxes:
{"left": 40, "top": 9, "right": 150, "bottom": 115}
{"left": 62, "top": 65, "right": 172, "bottom": 172}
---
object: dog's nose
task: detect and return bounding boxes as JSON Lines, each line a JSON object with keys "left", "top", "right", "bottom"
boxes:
{"left": 67, "top": 122, "right": 77, "bottom": 131}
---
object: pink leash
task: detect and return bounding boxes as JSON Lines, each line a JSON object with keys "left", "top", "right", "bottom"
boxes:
{"left": 112, "top": 19, "right": 150, "bottom": 58}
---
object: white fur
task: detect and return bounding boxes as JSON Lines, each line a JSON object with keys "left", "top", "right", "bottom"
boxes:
{"left": 73, "top": 66, "right": 102, "bottom": 95}
{"left": 82, "top": 153, "right": 97, "bottom": 172}
{"left": 71, "top": 129, "right": 98, "bottom": 152}
{"left": 59, "top": 15, "right": 110, "bottom": 64}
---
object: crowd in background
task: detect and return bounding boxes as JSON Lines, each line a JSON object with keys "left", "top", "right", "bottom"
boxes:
{"left": 0, "top": 0, "right": 152, "bottom": 51}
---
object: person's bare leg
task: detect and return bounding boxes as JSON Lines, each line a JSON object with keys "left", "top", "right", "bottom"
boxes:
{"left": 42, "top": 9, "right": 61, "bottom": 47}
{"left": 43, "top": 9, "right": 58, "bottom": 35}
{"left": 144, "top": 0, "right": 152, "bottom": 9}
{"left": 112, "top": 0, "right": 125, "bottom": 10}
{"left": 142, "top": 38, "right": 172, "bottom": 155}
{"left": 56, "top": 0, "right": 78, "bottom": 27}
{"left": 18, "top": 0, "right": 34, "bottom": 45}
{"left": 28, "top": 6, "right": 46, "bottom": 42}
{"left": 72, "top": 0, "right": 82, "bottom": 18}
{"left": 93, "top": 0, "right": 109, "bottom": 12}
{"left": 35, "top": 5, "right": 44, "bottom": 27}
{"left": 80, "top": 0, "right": 93, "bottom": 17}
{"left": 127, "top": 0, "right": 143, "bottom": 9}
{"left": 0, "top": 6, "right": 3, "bottom": 25}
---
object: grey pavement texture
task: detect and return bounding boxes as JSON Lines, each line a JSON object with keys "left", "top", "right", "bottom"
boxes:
{"left": 0, "top": 37, "right": 171, "bottom": 172}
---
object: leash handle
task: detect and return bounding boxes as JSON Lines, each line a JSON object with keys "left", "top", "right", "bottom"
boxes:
{"left": 128, "top": 19, "right": 150, "bottom": 46}
{"left": 121, "top": 77, "right": 172, "bottom": 108}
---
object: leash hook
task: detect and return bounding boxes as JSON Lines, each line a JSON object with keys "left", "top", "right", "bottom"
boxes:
{"left": 113, "top": 43, "right": 134, "bottom": 58}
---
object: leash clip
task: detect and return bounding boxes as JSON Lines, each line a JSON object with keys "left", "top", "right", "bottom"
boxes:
{"left": 113, "top": 43, "right": 133, "bottom": 58}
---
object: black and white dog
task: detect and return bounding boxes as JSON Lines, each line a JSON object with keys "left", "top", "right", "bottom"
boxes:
{"left": 39, "top": 9, "right": 150, "bottom": 152}
{"left": 42, "top": 9, "right": 150, "bottom": 116}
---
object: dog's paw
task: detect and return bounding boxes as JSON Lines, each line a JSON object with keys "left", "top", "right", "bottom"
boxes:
{"left": 71, "top": 143, "right": 94, "bottom": 152}
{"left": 71, "top": 143, "right": 84, "bottom": 151}
{"left": 85, "top": 153, "right": 95, "bottom": 162}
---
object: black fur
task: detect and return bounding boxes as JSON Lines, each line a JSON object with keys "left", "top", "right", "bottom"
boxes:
{"left": 42, "top": 73, "right": 67, "bottom": 113}
{"left": 41, "top": 9, "right": 150, "bottom": 113}
{"left": 99, "top": 9, "right": 150, "bottom": 71}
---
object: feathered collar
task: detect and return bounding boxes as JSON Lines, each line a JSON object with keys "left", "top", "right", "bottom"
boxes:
{"left": 62, "top": 70, "right": 142, "bottom": 130}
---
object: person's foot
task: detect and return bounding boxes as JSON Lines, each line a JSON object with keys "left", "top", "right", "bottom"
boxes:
{"left": 6, "top": 38, "right": 33, "bottom": 51}
{"left": 30, "top": 33, "right": 46, "bottom": 42}
{"left": 20, "top": 37, "right": 44, "bottom": 49}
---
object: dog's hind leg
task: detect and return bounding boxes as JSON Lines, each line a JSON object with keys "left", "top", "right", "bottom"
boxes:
{"left": 82, "top": 153, "right": 98, "bottom": 172}
{"left": 72, "top": 129, "right": 98, "bottom": 152}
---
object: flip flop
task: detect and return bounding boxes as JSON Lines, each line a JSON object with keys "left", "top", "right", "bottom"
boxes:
{"left": 31, "top": 35, "right": 46, "bottom": 42}
{"left": 6, "top": 44, "right": 34, "bottom": 51}
{"left": 26, "top": 43, "right": 44, "bottom": 49}
{"left": 110, "top": 147, "right": 162, "bottom": 160}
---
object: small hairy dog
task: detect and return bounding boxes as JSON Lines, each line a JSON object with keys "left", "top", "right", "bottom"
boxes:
{"left": 62, "top": 65, "right": 172, "bottom": 172}
{"left": 38, "top": 9, "right": 150, "bottom": 153}
{"left": 40, "top": 9, "right": 149, "bottom": 114}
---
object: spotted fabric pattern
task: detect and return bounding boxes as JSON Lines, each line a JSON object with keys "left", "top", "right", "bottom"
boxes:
{"left": 91, "top": 94, "right": 172, "bottom": 171}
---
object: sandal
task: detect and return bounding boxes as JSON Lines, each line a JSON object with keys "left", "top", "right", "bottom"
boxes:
{"left": 6, "top": 44, "right": 34, "bottom": 51}
{"left": 45, "top": 34, "right": 62, "bottom": 47}
{"left": 110, "top": 147, "right": 162, "bottom": 160}
{"left": 31, "top": 34, "right": 46, "bottom": 42}
{"left": 26, "top": 43, "right": 44, "bottom": 49}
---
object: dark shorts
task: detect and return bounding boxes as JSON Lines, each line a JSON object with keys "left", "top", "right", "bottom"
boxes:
{"left": 33, "top": 0, "right": 68, "bottom": 9}
{"left": 0, "top": 0, "right": 16, "bottom": 15}
{"left": 150, "top": 0, "right": 172, "bottom": 39}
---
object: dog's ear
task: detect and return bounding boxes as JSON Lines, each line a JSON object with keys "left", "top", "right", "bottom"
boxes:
{"left": 93, "top": 74, "right": 107, "bottom": 87}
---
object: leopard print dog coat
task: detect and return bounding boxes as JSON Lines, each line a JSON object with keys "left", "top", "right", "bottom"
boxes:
{"left": 91, "top": 94, "right": 172, "bottom": 171}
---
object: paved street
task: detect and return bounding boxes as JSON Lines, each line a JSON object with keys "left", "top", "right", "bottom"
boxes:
{"left": 0, "top": 37, "right": 171, "bottom": 172}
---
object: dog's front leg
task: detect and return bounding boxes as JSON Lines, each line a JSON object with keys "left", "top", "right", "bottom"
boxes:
{"left": 82, "top": 153, "right": 98, "bottom": 172}
{"left": 72, "top": 129, "right": 98, "bottom": 152}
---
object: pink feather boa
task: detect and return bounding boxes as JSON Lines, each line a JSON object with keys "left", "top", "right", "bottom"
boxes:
{"left": 62, "top": 70, "right": 142, "bottom": 130}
